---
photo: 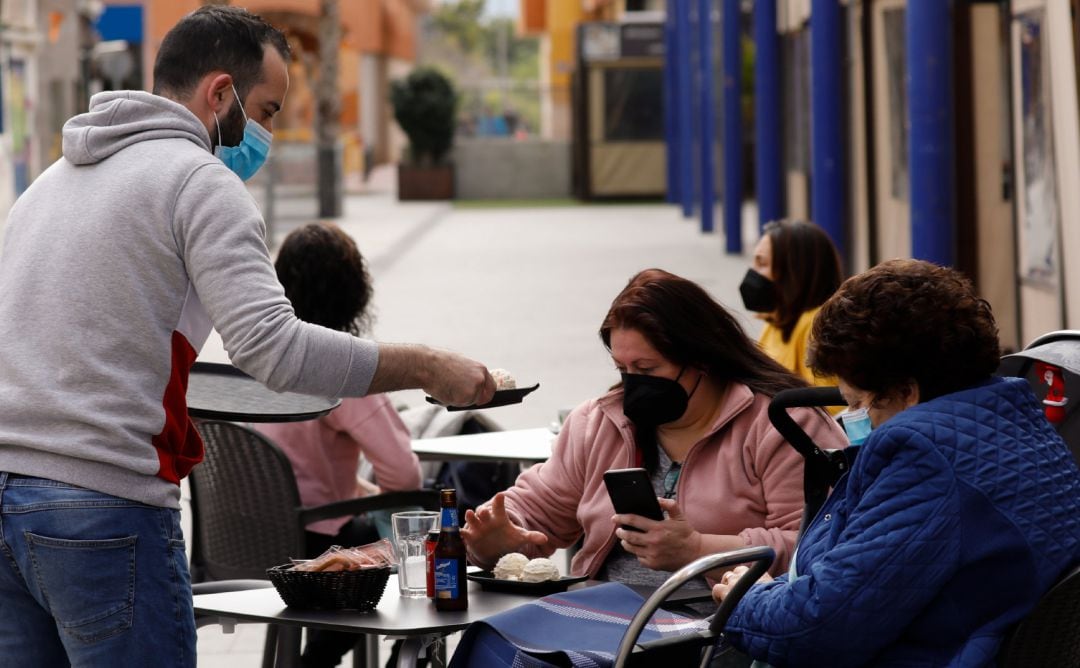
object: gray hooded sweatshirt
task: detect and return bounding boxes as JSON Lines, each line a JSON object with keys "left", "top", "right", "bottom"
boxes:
{"left": 0, "top": 91, "right": 379, "bottom": 508}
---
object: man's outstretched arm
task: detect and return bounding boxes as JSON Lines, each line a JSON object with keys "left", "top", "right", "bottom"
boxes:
{"left": 368, "top": 343, "right": 496, "bottom": 408}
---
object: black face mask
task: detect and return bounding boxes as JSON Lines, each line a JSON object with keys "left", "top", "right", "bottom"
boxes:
{"left": 739, "top": 268, "right": 777, "bottom": 313}
{"left": 622, "top": 368, "right": 699, "bottom": 428}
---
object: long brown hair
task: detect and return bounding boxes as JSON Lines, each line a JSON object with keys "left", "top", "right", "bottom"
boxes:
{"left": 601, "top": 269, "right": 807, "bottom": 470}
{"left": 764, "top": 220, "right": 843, "bottom": 342}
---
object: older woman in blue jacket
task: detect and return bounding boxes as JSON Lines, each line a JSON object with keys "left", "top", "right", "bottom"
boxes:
{"left": 714, "top": 259, "right": 1080, "bottom": 667}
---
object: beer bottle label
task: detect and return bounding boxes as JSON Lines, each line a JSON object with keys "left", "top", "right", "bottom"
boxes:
{"left": 434, "top": 558, "right": 460, "bottom": 598}
{"left": 441, "top": 506, "right": 458, "bottom": 529}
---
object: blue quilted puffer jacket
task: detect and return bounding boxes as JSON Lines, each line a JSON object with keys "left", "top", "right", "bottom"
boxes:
{"left": 725, "top": 376, "right": 1080, "bottom": 667}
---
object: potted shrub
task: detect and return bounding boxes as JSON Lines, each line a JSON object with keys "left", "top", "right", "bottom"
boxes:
{"left": 390, "top": 66, "right": 457, "bottom": 200}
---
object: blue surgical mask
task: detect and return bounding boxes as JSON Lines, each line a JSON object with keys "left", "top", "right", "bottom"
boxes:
{"left": 841, "top": 408, "right": 872, "bottom": 446}
{"left": 214, "top": 85, "right": 271, "bottom": 181}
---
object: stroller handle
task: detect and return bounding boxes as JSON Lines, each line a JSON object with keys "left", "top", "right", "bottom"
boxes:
{"left": 768, "top": 387, "right": 845, "bottom": 460}
{"left": 769, "top": 387, "right": 849, "bottom": 540}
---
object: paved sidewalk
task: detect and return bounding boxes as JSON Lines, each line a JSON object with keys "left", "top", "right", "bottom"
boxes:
{"left": 196, "top": 172, "right": 763, "bottom": 667}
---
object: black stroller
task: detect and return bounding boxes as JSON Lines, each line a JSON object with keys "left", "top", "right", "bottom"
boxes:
{"left": 612, "top": 331, "right": 1080, "bottom": 667}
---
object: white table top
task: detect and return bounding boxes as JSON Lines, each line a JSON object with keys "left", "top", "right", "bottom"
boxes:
{"left": 410, "top": 427, "right": 555, "bottom": 463}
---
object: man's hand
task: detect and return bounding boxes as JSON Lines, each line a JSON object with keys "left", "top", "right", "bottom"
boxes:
{"left": 424, "top": 349, "right": 496, "bottom": 407}
{"left": 461, "top": 492, "right": 548, "bottom": 568}
{"left": 367, "top": 344, "right": 495, "bottom": 407}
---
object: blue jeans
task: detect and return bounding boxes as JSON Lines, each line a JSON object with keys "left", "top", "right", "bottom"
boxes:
{"left": 0, "top": 472, "right": 195, "bottom": 667}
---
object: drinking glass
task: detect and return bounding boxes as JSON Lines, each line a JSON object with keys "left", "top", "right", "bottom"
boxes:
{"left": 391, "top": 510, "right": 440, "bottom": 597}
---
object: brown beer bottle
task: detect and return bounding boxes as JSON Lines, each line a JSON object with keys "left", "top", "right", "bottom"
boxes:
{"left": 433, "top": 488, "right": 468, "bottom": 611}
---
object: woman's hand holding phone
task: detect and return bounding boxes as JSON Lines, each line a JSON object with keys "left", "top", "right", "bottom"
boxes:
{"left": 612, "top": 497, "right": 704, "bottom": 572}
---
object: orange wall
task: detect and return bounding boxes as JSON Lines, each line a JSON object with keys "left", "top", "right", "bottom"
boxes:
{"left": 142, "top": 0, "right": 420, "bottom": 64}
{"left": 520, "top": 0, "right": 546, "bottom": 35}
{"left": 129, "top": 0, "right": 423, "bottom": 148}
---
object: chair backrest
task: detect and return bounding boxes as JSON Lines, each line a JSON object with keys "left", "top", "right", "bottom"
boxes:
{"left": 997, "top": 563, "right": 1080, "bottom": 667}
{"left": 997, "top": 329, "right": 1080, "bottom": 463}
{"left": 189, "top": 420, "right": 307, "bottom": 582}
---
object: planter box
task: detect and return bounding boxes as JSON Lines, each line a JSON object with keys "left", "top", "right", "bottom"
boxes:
{"left": 398, "top": 163, "right": 455, "bottom": 201}
{"left": 452, "top": 139, "right": 571, "bottom": 200}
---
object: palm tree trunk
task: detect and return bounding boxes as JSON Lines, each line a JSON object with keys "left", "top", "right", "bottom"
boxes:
{"left": 316, "top": 0, "right": 343, "bottom": 217}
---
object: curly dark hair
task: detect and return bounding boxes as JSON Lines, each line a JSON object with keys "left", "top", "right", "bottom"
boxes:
{"left": 764, "top": 220, "right": 844, "bottom": 342}
{"left": 274, "top": 223, "right": 373, "bottom": 336}
{"left": 808, "top": 259, "right": 1000, "bottom": 403}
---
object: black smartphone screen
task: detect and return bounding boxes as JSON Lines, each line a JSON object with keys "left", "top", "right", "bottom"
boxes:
{"left": 603, "top": 467, "right": 664, "bottom": 532}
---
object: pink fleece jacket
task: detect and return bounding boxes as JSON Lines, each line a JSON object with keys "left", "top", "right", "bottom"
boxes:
{"left": 488, "top": 383, "right": 846, "bottom": 577}
{"left": 255, "top": 394, "right": 422, "bottom": 535}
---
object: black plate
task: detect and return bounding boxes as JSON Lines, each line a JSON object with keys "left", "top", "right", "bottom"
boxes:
{"left": 467, "top": 570, "right": 587, "bottom": 595}
{"left": 426, "top": 383, "right": 539, "bottom": 411}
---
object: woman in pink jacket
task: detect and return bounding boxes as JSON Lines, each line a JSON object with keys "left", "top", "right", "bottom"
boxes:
{"left": 462, "top": 269, "right": 846, "bottom": 589}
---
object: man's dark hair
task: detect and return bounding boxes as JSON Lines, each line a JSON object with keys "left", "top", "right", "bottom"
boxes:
{"left": 152, "top": 6, "right": 291, "bottom": 100}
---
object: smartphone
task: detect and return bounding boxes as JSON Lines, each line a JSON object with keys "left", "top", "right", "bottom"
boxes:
{"left": 603, "top": 468, "right": 664, "bottom": 532}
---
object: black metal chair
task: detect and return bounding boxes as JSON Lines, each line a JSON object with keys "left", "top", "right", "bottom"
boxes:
{"left": 996, "top": 562, "right": 1080, "bottom": 667}
{"left": 613, "top": 546, "right": 775, "bottom": 668}
{"left": 189, "top": 419, "right": 439, "bottom": 668}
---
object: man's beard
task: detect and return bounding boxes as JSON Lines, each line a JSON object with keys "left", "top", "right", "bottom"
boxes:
{"left": 216, "top": 96, "right": 247, "bottom": 149}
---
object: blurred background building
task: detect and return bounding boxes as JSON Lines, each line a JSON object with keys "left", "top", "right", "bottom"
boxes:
{"left": 4, "top": 0, "right": 1080, "bottom": 354}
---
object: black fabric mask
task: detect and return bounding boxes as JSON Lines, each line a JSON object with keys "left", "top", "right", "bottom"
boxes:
{"left": 739, "top": 268, "right": 777, "bottom": 313}
{"left": 622, "top": 369, "right": 691, "bottom": 428}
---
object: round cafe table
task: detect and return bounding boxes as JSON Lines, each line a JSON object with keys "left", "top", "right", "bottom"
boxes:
{"left": 186, "top": 361, "right": 341, "bottom": 422}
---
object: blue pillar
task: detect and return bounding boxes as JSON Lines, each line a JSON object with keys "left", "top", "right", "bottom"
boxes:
{"left": 675, "top": 0, "right": 695, "bottom": 218}
{"left": 754, "top": 0, "right": 782, "bottom": 230}
{"left": 810, "top": 0, "right": 845, "bottom": 257}
{"left": 664, "top": 0, "right": 679, "bottom": 203}
{"left": 698, "top": 0, "right": 716, "bottom": 233}
{"left": 908, "top": 1, "right": 955, "bottom": 265}
{"left": 722, "top": 0, "right": 742, "bottom": 252}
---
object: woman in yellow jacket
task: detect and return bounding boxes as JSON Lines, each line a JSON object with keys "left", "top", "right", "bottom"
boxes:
{"left": 739, "top": 220, "right": 843, "bottom": 387}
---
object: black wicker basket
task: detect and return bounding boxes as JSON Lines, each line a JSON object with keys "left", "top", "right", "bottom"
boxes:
{"left": 267, "top": 564, "right": 392, "bottom": 611}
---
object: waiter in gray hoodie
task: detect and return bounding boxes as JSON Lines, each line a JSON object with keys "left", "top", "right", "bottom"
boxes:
{"left": 0, "top": 6, "right": 494, "bottom": 666}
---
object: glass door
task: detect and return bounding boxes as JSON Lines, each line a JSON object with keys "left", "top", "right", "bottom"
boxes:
{"left": 1010, "top": 0, "right": 1080, "bottom": 342}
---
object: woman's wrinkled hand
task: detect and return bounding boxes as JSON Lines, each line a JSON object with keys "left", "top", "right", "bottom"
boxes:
{"left": 461, "top": 492, "right": 549, "bottom": 568}
{"left": 712, "top": 565, "right": 773, "bottom": 604}
{"left": 612, "top": 497, "right": 703, "bottom": 572}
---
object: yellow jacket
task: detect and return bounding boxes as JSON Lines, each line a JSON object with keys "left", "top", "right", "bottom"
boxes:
{"left": 759, "top": 307, "right": 842, "bottom": 414}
